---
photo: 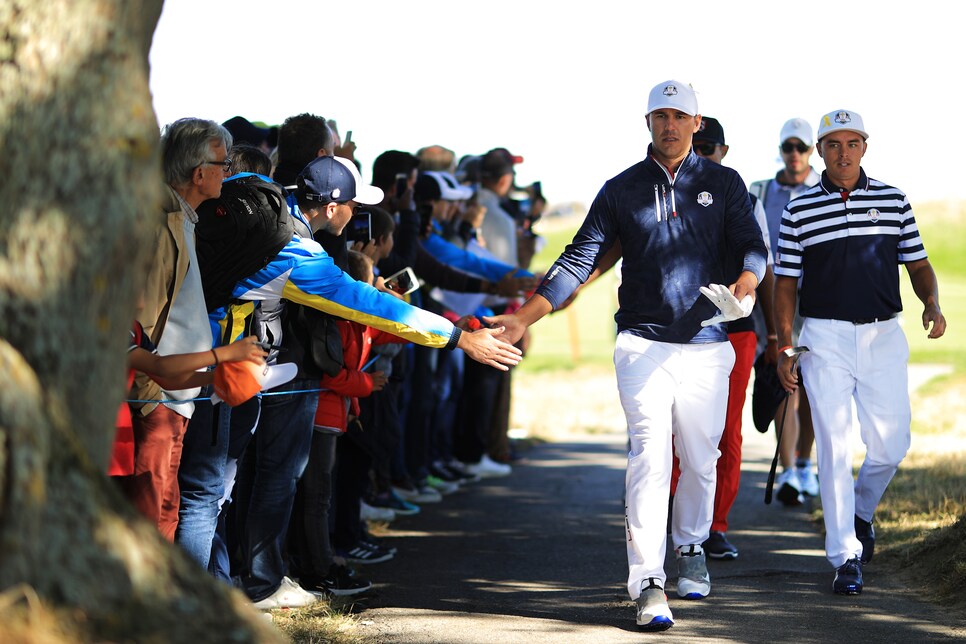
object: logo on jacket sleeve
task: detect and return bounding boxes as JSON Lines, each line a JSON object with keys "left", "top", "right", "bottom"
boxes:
{"left": 697, "top": 191, "right": 713, "bottom": 207}
{"left": 867, "top": 208, "right": 880, "bottom": 222}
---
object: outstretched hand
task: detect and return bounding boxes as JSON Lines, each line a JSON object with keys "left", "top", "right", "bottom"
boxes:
{"left": 457, "top": 326, "right": 523, "bottom": 371}
{"left": 699, "top": 283, "right": 754, "bottom": 327}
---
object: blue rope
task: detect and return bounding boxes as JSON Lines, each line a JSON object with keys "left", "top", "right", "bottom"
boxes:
{"left": 126, "top": 387, "right": 328, "bottom": 404}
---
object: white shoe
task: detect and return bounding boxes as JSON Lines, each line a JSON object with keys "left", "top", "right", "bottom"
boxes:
{"left": 252, "top": 576, "right": 320, "bottom": 610}
{"left": 465, "top": 454, "right": 511, "bottom": 479}
{"left": 675, "top": 545, "right": 711, "bottom": 599}
{"left": 797, "top": 465, "right": 819, "bottom": 497}
{"left": 636, "top": 578, "right": 674, "bottom": 631}
{"left": 360, "top": 500, "right": 396, "bottom": 522}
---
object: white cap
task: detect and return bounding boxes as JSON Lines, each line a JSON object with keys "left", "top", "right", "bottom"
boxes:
{"left": 779, "top": 118, "right": 814, "bottom": 146}
{"left": 647, "top": 80, "right": 698, "bottom": 116}
{"left": 425, "top": 171, "right": 474, "bottom": 200}
{"left": 817, "top": 109, "right": 869, "bottom": 141}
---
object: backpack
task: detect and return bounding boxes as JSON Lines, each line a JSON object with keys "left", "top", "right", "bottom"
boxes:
{"left": 195, "top": 173, "right": 295, "bottom": 312}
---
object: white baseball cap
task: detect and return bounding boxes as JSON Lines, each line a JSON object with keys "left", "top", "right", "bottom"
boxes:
{"left": 647, "top": 80, "right": 698, "bottom": 116}
{"left": 779, "top": 118, "right": 814, "bottom": 146}
{"left": 817, "top": 109, "right": 869, "bottom": 141}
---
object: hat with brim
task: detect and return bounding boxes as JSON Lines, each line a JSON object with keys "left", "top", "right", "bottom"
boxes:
{"left": 298, "top": 156, "right": 384, "bottom": 206}
{"left": 817, "top": 109, "right": 869, "bottom": 141}
{"left": 647, "top": 80, "right": 698, "bottom": 116}
{"left": 752, "top": 352, "right": 787, "bottom": 433}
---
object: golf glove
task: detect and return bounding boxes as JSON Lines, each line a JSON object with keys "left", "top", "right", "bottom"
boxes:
{"left": 699, "top": 283, "right": 754, "bottom": 327}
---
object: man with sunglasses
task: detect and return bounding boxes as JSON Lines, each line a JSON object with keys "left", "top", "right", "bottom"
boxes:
{"left": 682, "top": 118, "right": 775, "bottom": 562}
{"left": 126, "top": 118, "right": 234, "bottom": 539}
{"left": 774, "top": 109, "right": 945, "bottom": 595}
{"left": 750, "top": 119, "right": 822, "bottom": 507}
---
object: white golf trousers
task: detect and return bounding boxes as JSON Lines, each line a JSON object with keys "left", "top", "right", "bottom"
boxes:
{"left": 799, "top": 317, "right": 911, "bottom": 568}
{"left": 615, "top": 331, "right": 734, "bottom": 598}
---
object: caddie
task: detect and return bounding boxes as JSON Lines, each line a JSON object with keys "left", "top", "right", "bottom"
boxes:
{"left": 774, "top": 109, "right": 946, "bottom": 595}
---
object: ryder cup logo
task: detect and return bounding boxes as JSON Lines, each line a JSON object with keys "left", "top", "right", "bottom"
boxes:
{"left": 835, "top": 111, "right": 852, "bottom": 125}
{"left": 697, "top": 191, "right": 713, "bottom": 207}
{"left": 867, "top": 208, "right": 880, "bottom": 222}
{"left": 663, "top": 84, "right": 678, "bottom": 97}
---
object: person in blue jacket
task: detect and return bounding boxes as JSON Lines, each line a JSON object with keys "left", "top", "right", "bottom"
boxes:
{"left": 489, "top": 80, "right": 766, "bottom": 632}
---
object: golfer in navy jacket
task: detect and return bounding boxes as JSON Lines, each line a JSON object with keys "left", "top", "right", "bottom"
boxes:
{"left": 489, "top": 80, "right": 766, "bottom": 632}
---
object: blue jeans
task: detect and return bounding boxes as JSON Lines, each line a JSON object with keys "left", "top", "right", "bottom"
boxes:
{"left": 234, "top": 378, "right": 318, "bottom": 602}
{"left": 175, "top": 394, "right": 230, "bottom": 568}
{"left": 208, "top": 396, "right": 260, "bottom": 584}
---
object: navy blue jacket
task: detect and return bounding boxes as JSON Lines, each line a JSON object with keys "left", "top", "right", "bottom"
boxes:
{"left": 537, "top": 148, "right": 767, "bottom": 344}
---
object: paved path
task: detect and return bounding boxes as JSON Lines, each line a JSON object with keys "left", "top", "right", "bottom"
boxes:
{"left": 357, "top": 424, "right": 965, "bottom": 643}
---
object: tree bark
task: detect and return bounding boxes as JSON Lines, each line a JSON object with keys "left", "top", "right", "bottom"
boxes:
{"left": 0, "top": 2, "right": 278, "bottom": 640}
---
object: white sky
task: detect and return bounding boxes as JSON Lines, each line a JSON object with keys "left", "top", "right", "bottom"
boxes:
{"left": 150, "top": 0, "right": 964, "bottom": 210}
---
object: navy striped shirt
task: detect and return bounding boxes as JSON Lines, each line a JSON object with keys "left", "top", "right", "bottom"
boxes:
{"left": 775, "top": 169, "right": 927, "bottom": 320}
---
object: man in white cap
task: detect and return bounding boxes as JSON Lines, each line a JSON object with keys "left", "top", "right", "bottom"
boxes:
{"left": 489, "top": 80, "right": 767, "bottom": 631}
{"left": 750, "top": 118, "right": 822, "bottom": 506}
{"left": 774, "top": 109, "right": 946, "bottom": 595}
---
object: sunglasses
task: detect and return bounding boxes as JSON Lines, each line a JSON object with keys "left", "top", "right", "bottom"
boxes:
{"left": 693, "top": 143, "right": 718, "bottom": 156}
{"left": 781, "top": 141, "right": 810, "bottom": 154}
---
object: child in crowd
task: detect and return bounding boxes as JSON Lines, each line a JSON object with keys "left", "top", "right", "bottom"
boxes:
{"left": 110, "top": 320, "right": 265, "bottom": 477}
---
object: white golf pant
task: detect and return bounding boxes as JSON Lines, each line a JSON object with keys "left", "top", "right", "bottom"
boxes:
{"left": 799, "top": 317, "right": 911, "bottom": 568}
{"left": 615, "top": 332, "right": 733, "bottom": 598}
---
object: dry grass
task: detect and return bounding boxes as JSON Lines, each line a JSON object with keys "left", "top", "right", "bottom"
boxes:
{"left": 268, "top": 597, "right": 369, "bottom": 644}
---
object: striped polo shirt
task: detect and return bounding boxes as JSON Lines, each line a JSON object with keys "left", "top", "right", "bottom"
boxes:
{"left": 775, "top": 169, "right": 927, "bottom": 321}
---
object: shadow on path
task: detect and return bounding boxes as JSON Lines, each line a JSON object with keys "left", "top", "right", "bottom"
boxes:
{"left": 361, "top": 433, "right": 965, "bottom": 643}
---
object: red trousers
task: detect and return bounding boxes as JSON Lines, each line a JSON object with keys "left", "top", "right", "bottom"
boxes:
{"left": 118, "top": 404, "right": 188, "bottom": 541}
{"left": 671, "top": 331, "right": 757, "bottom": 533}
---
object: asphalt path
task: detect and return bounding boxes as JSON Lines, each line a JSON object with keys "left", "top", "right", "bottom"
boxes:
{"left": 358, "top": 426, "right": 966, "bottom": 643}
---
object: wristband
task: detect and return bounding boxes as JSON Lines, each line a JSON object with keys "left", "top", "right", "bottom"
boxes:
{"left": 445, "top": 327, "right": 462, "bottom": 351}
{"left": 211, "top": 349, "right": 219, "bottom": 366}
{"left": 767, "top": 334, "right": 778, "bottom": 341}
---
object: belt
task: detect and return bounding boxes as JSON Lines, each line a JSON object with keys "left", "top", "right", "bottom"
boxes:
{"left": 850, "top": 313, "right": 897, "bottom": 325}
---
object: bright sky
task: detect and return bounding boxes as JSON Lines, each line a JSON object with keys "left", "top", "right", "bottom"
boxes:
{"left": 150, "top": 0, "right": 964, "bottom": 211}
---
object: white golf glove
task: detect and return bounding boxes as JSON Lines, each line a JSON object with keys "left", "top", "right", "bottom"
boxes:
{"left": 699, "top": 283, "right": 754, "bottom": 327}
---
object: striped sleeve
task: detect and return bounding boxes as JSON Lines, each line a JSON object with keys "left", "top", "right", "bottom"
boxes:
{"left": 896, "top": 196, "right": 928, "bottom": 263}
{"left": 774, "top": 204, "right": 803, "bottom": 278}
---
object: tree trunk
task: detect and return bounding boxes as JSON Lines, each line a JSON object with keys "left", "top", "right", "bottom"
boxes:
{"left": 0, "top": 2, "right": 278, "bottom": 640}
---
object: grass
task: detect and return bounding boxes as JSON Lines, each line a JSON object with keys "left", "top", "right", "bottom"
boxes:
{"left": 267, "top": 598, "right": 367, "bottom": 644}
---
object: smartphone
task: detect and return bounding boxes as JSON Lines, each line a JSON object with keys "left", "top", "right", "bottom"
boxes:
{"left": 384, "top": 266, "right": 419, "bottom": 295}
{"left": 347, "top": 210, "right": 372, "bottom": 244}
{"left": 394, "top": 172, "right": 409, "bottom": 198}
{"left": 345, "top": 130, "right": 352, "bottom": 144}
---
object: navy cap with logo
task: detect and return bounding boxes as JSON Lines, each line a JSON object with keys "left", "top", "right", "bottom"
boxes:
{"left": 296, "top": 156, "right": 383, "bottom": 205}
{"left": 693, "top": 116, "right": 725, "bottom": 146}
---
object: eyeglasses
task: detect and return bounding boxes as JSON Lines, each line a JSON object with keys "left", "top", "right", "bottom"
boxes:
{"left": 202, "top": 158, "right": 233, "bottom": 172}
{"left": 781, "top": 141, "right": 810, "bottom": 154}
{"left": 693, "top": 143, "right": 718, "bottom": 156}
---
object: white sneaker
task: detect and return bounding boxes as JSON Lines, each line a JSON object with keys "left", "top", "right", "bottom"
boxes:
{"left": 675, "top": 545, "right": 711, "bottom": 599}
{"left": 775, "top": 468, "right": 804, "bottom": 506}
{"left": 252, "top": 576, "right": 320, "bottom": 610}
{"left": 360, "top": 500, "right": 396, "bottom": 522}
{"left": 636, "top": 578, "right": 674, "bottom": 631}
{"left": 797, "top": 466, "right": 819, "bottom": 497}
{"left": 465, "top": 454, "right": 511, "bottom": 478}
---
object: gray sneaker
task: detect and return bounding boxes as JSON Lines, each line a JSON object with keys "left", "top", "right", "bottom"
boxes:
{"left": 636, "top": 578, "right": 673, "bottom": 632}
{"left": 675, "top": 544, "right": 711, "bottom": 599}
